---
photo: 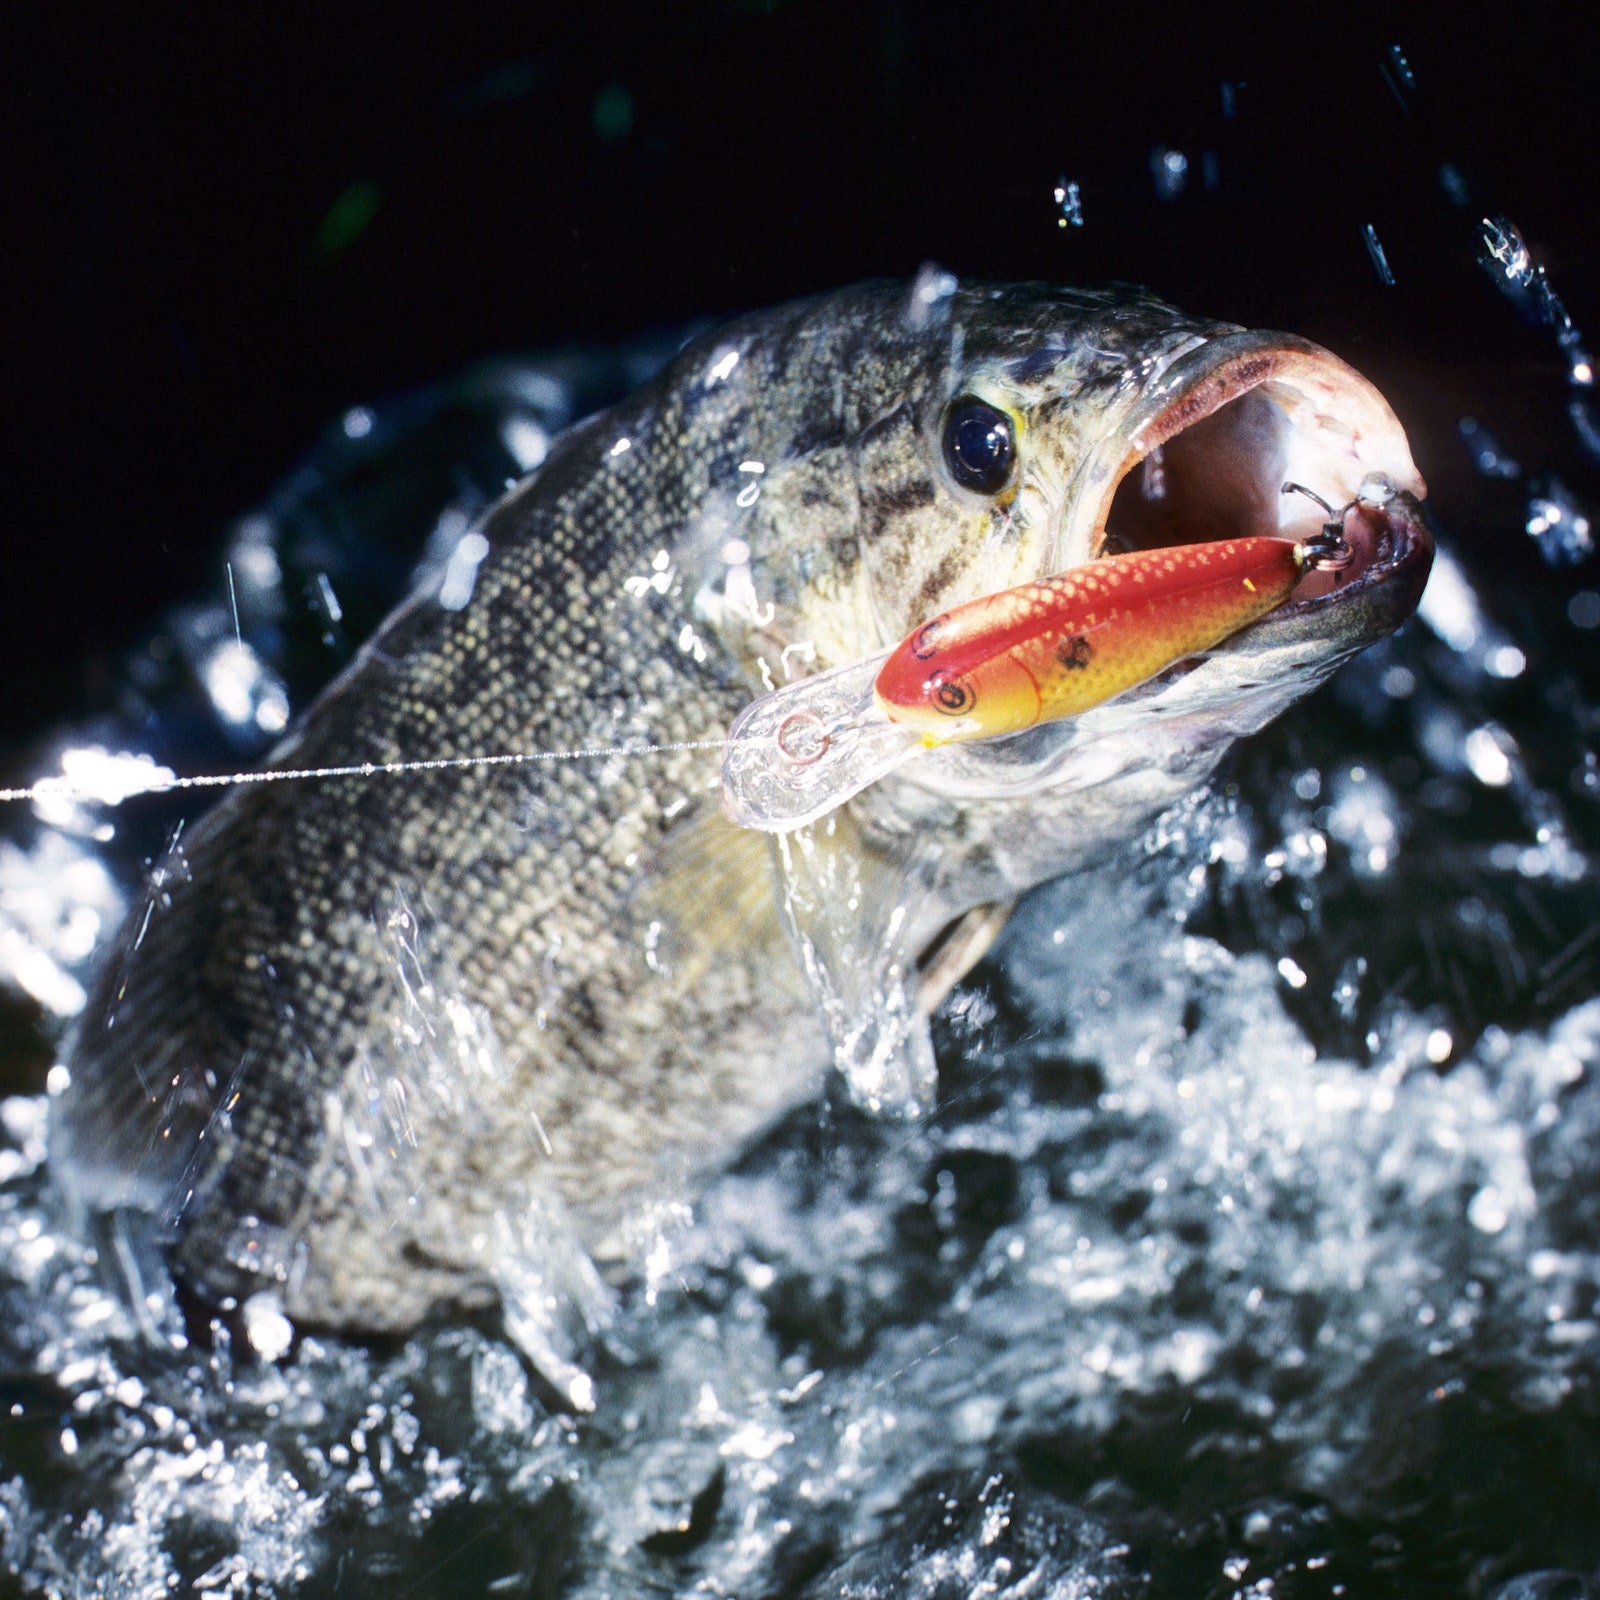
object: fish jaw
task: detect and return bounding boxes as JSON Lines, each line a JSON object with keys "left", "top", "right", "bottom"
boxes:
{"left": 1062, "top": 328, "right": 1425, "bottom": 572}
{"left": 1079, "top": 327, "right": 1432, "bottom": 635}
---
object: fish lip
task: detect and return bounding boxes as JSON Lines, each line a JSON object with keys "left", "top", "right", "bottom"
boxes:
{"left": 1099, "top": 328, "right": 1427, "bottom": 505}
{"left": 1063, "top": 330, "right": 1431, "bottom": 617}
{"left": 1268, "top": 489, "right": 1432, "bottom": 622}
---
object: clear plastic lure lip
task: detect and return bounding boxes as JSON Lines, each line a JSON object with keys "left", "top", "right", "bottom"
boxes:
{"left": 720, "top": 646, "right": 913, "bottom": 834}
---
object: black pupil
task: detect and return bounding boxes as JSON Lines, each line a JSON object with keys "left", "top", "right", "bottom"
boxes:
{"left": 944, "top": 399, "right": 1015, "bottom": 494}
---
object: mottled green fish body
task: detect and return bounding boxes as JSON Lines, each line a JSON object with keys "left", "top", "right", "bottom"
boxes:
{"left": 53, "top": 281, "right": 1430, "bottom": 1383}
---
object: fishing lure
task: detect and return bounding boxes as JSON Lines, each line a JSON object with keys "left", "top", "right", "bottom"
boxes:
{"left": 724, "top": 530, "right": 1335, "bottom": 832}
{"left": 873, "top": 535, "right": 1307, "bottom": 743}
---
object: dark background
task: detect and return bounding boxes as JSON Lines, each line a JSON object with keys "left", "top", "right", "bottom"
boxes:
{"left": 5, "top": 0, "right": 1597, "bottom": 739}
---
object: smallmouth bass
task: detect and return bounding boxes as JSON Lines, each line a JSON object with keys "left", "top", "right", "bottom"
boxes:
{"left": 52, "top": 280, "right": 1431, "bottom": 1397}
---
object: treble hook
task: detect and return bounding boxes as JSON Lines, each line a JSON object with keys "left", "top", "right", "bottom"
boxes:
{"left": 1281, "top": 482, "right": 1355, "bottom": 571}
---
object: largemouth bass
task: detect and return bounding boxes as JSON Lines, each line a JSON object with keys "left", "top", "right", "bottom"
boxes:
{"left": 52, "top": 280, "right": 1431, "bottom": 1394}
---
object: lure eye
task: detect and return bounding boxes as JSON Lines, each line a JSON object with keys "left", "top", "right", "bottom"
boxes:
{"left": 942, "top": 397, "right": 1017, "bottom": 496}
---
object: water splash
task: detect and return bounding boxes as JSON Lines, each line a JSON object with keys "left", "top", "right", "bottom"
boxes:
{"left": 2, "top": 352, "right": 1598, "bottom": 1599}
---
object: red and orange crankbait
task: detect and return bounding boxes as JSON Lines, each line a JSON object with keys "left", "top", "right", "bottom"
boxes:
{"left": 722, "top": 533, "right": 1316, "bottom": 832}
{"left": 873, "top": 535, "right": 1307, "bottom": 744}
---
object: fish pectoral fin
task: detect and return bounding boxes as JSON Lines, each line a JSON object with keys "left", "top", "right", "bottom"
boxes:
{"left": 632, "top": 801, "right": 792, "bottom": 989}
{"left": 916, "top": 899, "right": 1014, "bottom": 1017}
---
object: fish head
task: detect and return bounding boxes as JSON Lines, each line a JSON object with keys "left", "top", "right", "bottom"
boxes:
{"left": 701, "top": 279, "right": 1431, "bottom": 901}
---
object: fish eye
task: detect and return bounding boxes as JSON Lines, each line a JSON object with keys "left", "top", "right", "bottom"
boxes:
{"left": 941, "top": 397, "right": 1017, "bottom": 496}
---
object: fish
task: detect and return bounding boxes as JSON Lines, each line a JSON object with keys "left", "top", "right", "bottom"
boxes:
{"left": 50, "top": 279, "right": 1431, "bottom": 1398}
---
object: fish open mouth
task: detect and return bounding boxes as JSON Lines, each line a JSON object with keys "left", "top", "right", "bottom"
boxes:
{"left": 1083, "top": 332, "right": 1431, "bottom": 614}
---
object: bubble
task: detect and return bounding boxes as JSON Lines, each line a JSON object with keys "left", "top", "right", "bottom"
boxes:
{"left": 1150, "top": 146, "right": 1188, "bottom": 201}
{"left": 1567, "top": 591, "right": 1600, "bottom": 628}
{"left": 438, "top": 531, "right": 491, "bottom": 612}
{"left": 1383, "top": 43, "right": 1416, "bottom": 99}
{"left": 1479, "top": 216, "right": 1535, "bottom": 294}
{"left": 1052, "top": 177, "right": 1084, "bottom": 229}
{"left": 1526, "top": 478, "right": 1594, "bottom": 567}
{"left": 1464, "top": 725, "right": 1515, "bottom": 788}
{"left": 1467, "top": 1185, "right": 1510, "bottom": 1234}
{"left": 241, "top": 1293, "right": 295, "bottom": 1362}
{"left": 1439, "top": 163, "right": 1471, "bottom": 207}
{"left": 1362, "top": 224, "right": 1396, "bottom": 287}
{"left": 501, "top": 416, "right": 549, "bottom": 471}
{"left": 1457, "top": 417, "right": 1522, "bottom": 480}
{"left": 1382, "top": 665, "right": 1417, "bottom": 699}
{"left": 1326, "top": 765, "right": 1401, "bottom": 875}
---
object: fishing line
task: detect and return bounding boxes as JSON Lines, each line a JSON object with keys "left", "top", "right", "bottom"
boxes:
{"left": 0, "top": 698, "right": 896, "bottom": 809}
{"left": 0, "top": 736, "right": 758, "bottom": 808}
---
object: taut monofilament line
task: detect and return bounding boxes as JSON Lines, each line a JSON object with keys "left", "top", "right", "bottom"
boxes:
{"left": 0, "top": 737, "right": 740, "bottom": 808}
